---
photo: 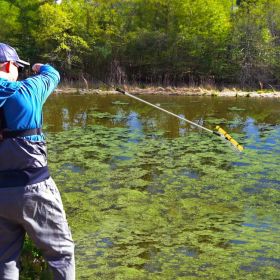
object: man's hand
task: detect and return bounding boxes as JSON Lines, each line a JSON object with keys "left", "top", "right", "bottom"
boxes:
{"left": 32, "top": 63, "right": 44, "bottom": 74}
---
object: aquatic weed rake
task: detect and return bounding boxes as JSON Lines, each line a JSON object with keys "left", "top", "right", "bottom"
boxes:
{"left": 115, "top": 88, "right": 244, "bottom": 152}
{"left": 100, "top": 82, "right": 244, "bottom": 152}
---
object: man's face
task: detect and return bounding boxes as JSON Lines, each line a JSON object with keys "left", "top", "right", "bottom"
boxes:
{"left": 9, "top": 62, "right": 19, "bottom": 81}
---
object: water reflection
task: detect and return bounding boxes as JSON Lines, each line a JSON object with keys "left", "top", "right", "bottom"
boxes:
{"left": 45, "top": 94, "right": 280, "bottom": 141}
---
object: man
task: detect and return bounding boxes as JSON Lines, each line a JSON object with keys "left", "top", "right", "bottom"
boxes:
{"left": 0, "top": 43, "right": 75, "bottom": 280}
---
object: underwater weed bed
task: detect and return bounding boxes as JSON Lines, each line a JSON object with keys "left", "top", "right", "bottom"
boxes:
{"left": 44, "top": 95, "right": 280, "bottom": 279}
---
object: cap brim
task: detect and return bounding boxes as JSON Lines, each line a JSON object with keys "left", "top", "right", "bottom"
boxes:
{"left": 16, "top": 59, "right": 30, "bottom": 67}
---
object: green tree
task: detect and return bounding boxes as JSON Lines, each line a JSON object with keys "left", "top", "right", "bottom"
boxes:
{"left": 34, "top": 1, "right": 89, "bottom": 72}
{"left": 121, "top": 0, "right": 232, "bottom": 86}
{"left": 229, "top": 0, "right": 277, "bottom": 87}
{"left": 0, "top": 1, "right": 20, "bottom": 46}
{"left": 175, "top": 0, "right": 232, "bottom": 85}
{"left": 265, "top": 0, "right": 280, "bottom": 83}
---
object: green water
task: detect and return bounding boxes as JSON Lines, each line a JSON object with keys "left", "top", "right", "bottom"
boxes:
{"left": 45, "top": 94, "right": 280, "bottom": 280}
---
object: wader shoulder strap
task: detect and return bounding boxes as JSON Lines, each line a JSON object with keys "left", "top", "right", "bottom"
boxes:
{"left": 0, "top": 107, "right": 5, "bottom": 129}
{"left": 0, "top": 107, "right": 4, "bottom": 140}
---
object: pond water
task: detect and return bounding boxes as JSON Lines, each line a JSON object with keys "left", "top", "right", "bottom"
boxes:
{"left": 45, "top": 94, "right": 280, "bottom": 279}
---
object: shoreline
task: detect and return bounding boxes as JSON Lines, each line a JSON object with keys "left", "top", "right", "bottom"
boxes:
{"left": 55, "top": 86, "right": 280, "bottom": 98}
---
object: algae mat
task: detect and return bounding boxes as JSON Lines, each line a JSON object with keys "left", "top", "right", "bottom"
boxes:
{"left": 46, "top": 95, "right": 280, "bottom": 279}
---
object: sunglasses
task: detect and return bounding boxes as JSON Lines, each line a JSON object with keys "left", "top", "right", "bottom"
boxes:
{"left": 12, "top": 62, "right": 20, "bottom": 68}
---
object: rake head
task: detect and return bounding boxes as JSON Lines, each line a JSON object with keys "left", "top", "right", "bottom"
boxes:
{"left": 215, "top": 126, "right": 244, "bottom": 152}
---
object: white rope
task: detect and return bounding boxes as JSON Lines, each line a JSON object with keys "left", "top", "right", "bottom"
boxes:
{"left": 123, "top": 91, "right": 214, "bottom": 134}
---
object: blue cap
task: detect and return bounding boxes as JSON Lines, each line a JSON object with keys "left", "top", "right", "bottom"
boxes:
{"left": 0, "top": 43, "right": 30, "bottom": 67}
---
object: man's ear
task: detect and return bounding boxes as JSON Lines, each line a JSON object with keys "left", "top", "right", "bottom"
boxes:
{"left": 5, "top": 62, "right": 11, "bottom": 73}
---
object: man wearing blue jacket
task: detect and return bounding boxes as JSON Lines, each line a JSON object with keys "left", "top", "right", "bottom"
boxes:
{"left": 0, "top": 43, "right": 75, "bottom": 280}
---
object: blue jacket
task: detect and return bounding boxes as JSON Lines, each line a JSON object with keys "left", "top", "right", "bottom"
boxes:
{"left": 0, "top": 64, "right": 60, "bottom": 141}
{"left": 0, "top": 65, "right": 60, "bottom": 187}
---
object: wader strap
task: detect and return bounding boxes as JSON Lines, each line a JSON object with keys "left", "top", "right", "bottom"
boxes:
{"left": 0, "top": 166, "right": 50, "bottom": 187}
{"left": 2, "top": 128, "right": 42, "bottom": 139}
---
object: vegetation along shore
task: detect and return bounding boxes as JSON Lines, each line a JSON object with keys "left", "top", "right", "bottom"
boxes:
{"left": 3, "top": 1, "right": 280, "bottom": 89}
{"left": 56, "top": 86, "right": 280, "bottom": 98}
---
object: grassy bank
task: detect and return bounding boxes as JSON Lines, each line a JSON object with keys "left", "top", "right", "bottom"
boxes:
{"left": 56, "top": 86, "right": 280, "bottom": 98}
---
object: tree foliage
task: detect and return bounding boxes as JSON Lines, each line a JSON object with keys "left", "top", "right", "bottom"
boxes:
{"left": 1, "top": 0, "right": 280, "bottom": 88}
